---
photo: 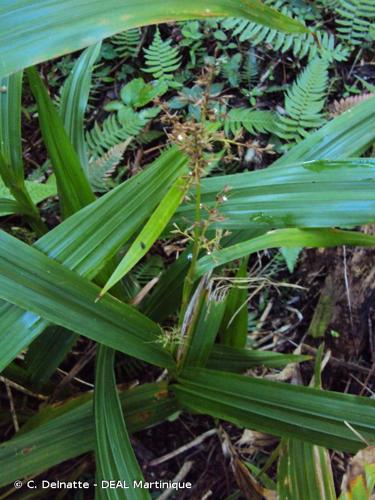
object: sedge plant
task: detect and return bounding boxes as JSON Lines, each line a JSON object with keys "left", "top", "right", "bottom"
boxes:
{"left": 0, "top": 1, "right": 374, "bottom": 499}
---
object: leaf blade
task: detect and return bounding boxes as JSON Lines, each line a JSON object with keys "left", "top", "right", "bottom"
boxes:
{"left": 101, "top": 174, "right": 189, "bottom": 297}
{"left": 95, "top": 347, "right": 150, "bottom": 500}
{"left": 195, "top": 228, "right": 375, "bottom": 278}
{"left": 0, "top": 147, "right": 187, "bottom": 372}
{"left": 173, "top": 368, "right": 375, "bottom": 452}
{"left": 0, "top": 0, "right": 307, "bottom": 78}
{"left": 27, "top": 66, "right": 95, "bottom": 218}
{"left": 0, "top": 231, "right": 173, "bottom": 369}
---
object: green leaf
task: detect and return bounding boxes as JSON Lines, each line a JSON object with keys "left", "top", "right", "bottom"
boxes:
{"left": 224, "top": 109, "right": 276, "bottom": 136}
{"left": 195, "top": 228, "right": 375, "bottom": 278}
{"left": 60, "top": 43, "right": 102, "bottom": 172}
{"left": 0, "top": 197, "right": 24, "bottom": 216}
{"left": 0, "top": 1, "right": 307, "bottom": 78}
{"left": 179, "top": 281, "right": 227, "bottom": 370}
{"left": 273, "top": 95, "right": 375, "bottom": 165}
{"left": 0, "top": 72, "right": 46, "bottom": 232}
{"left": 219, "top": 257, "right": 249, "bottom": 348}
{"left": 173, "top": 368, "right": 375, "bottom": 452}
{"left": 0, "top": 72, "right": 23, "bottom": 180}
{"left": 0, "top": 147, "right": 188, "bottom": 372}
{"left": 101, "top": 174, "right": 190, "bottom": 297}
{"left": 276, "top": 57, "right": 329, "bottom": 143}
{"left": 277, "top": 439, "right": 336, "bottom": 500}
{"left": 120, "top": 78, "right": 167, "bottom": 108}
{"left": 95, "top": 347, "right": 149, "bottom": 499}
{"left": 27, "top": 67, "right": 95, "bottom": 218}
{"left": 0, "top": 230, "right": 173, "bottom": 369}
{"left": 0, "top": 176, "right": 57, "bottom": 210}
{"left": 0, "top": 382, "right": 177, "bottom": 487}
{"left": 175, "top": 159, "right": 375, "bottom": 232}
{"left": 277, "top": 353, "right": 336, "bottom": 500}
{"left": 207, "top": 344, "right": 311, "bottom": 372}
{"left": 280, "top": 247, "right": 302, "bottom": 273}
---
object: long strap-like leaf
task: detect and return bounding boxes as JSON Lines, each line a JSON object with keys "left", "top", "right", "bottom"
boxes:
{"left": 0, "top": 1, "right": 307, "bottom": 78}
{"left": 0, "top": 147, "right": 187, "bottom": 372}
{"left": 195, "top": 228, "right": 375, "bottom": 277}
{"left": 60, "top": 43, "right": 101, "bottom": 172}
{"left": 27, "top": 67, "right": 95, "bottom": 218}
{"left": 100, "top": 174, "right": 190, "bottom": 297}
{"left": 95, "top": 347, "right": 150, "bottom": 499}
{"left": 0, "top": 72, "right": 46, "bottom": 232}
{"left": 175, "top": 158, "right": 375, "bottom": 232}
{"left": 173, "top": 368, "right": 375, "bottom": 452}
{"left": 0, "top": 230, "right": 173, "bottom": 369}
{"left": 0, "top": 382, "right": 177, "bottom": 487}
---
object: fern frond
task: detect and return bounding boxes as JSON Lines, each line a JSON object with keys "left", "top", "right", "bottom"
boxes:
{"left": 142, "top": 28, "right": 181, "bottom": 80}
{"left": 276, "top": 57, "right": 329, "bottom": 143}
{"left": 329, "top": 92, "right": 375, "bottom": 117}
{"left": 315, "top": 0, "right": 339, "bottom": 9}
{"left": 88, "top": 141, "right": 129, "bottom": 192}
{"left": 224, "top": 109, "right": 276, "bottom": 136}
{"left": 241, "top": 48, "right": 259, "bottom": 86}
{"left": 335, "top": 0, "right": 375, "bottom": 45}
{"left": 112, "top": 28, "right": 142, "bottom": 58}
{"left": 221, "top": 1, "right": 349, "bottom": 62}
{"left": 86, "top": 110, "right": 146, "bottom": 159}
{"left": 220, "top": 53, "right": 242, "bottom": 87}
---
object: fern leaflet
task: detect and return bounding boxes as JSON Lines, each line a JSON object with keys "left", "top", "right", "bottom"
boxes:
{"left": 143, "top": 28, "right": 181, "bottom": 80}
{"left": 86, "top": 109, "right": 146, "bottom": 159}
{"left": 276, "top": 57, "right": 329, "bottom": 143}
{"left": 112, "top": 28, "right": 142, "bottom": 58}
{"left": 221, "top": 0, "right": 349, "bottom": 62}
{"left": 224, "top": 109, "right": 276, "bottom": 136}
{"left": 88, "top": 142, "right": 129, "bottom": 192}
{"left": 335, "top": 0, "right": 375, "bottom": 45}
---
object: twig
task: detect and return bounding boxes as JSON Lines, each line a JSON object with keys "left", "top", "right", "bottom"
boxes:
{"left": 131, "top": 277, "right": 159, "bottom": 306}
{"left": 342, "top": 246, "right": 354, "bottom": 331}
{"left": 0, "top": 376, "right": 47, "bottom": 401}
{"left": 302, "top": 344, "right": 371, "bottom": 374}
{"left": 150, "top": 429, "right": 217, "bottom": 466}
{"left": 4, "top": 382, "right": 19, "bottom": 432}
{"left": 53, "top": 343, "right": 96, "bottom": 395}
{"left": 156, "top": 461, "right": 193, "bottom": 500}
{"left": 351, "top": 372, "right": 375, "bottom": 397}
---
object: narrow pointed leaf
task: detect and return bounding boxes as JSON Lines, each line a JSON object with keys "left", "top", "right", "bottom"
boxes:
{"left": 0, "top": 231, "right": 173, "bottom": 369}
{"left": 277, "top": 439, "right": 336, "bottom": 500}
{"left": 219, "top": 256, "right": 249, "bottom": 348}
{"left": 195, "top": 228, "right": 375, "bottom": 278}
{"left": 0, "top": 72, "right": 46, "bottom": 231}
{"left": 60, "top": 43, "right": 101, "bottom": 171}
{"left": 0, "top": 1, "right": 307, "bottom": 78}
{"left": 173, "top": 368, "right": 375, "bottom": 452}
{"left": 95, "top": 347, "right": 149, "bottom": 499}
{"left": 27, "top": 66, "right": 95, "bottom": 218}
{"left": 0, "top": 147, "right": 187, "bottom": 372}
{"left": 175, "top": 159, "right": 375, "bottom": 231}
{"left": 0, "top": 382, "right": 177, "bottom": 487}
{"left": 0, "top": 197, "right": 24, "bottom": 216}
{"left": 101, "top": 174, "right": 189, "bottom": 297}
{"left": 180, "top": 285, "right": 226, "bottom": 370}
{"left": 274, "top": 96, "right": 375, "bottom": 166}
{"left": 207, "top": 344, "right": 311, "bottom": 372}
{"left": 0, "top": 72, "right": 23, "bottom": 180}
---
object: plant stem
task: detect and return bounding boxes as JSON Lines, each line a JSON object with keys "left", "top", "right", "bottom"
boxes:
{"left": 179, "top": 161, "right": 202, "bottom": 325}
